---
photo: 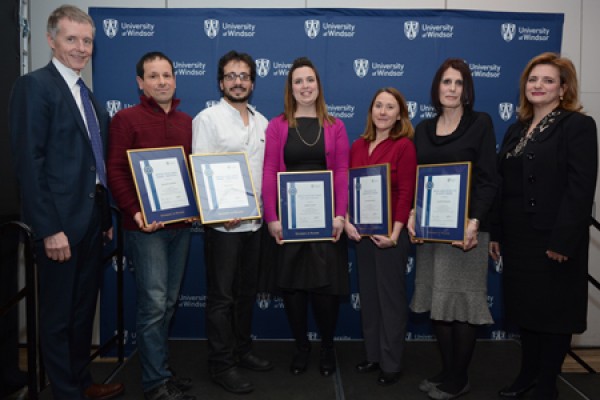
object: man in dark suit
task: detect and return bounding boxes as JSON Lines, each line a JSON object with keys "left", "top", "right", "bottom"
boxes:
{"left": 9, "top": 5, "right": 123, "bottom": 400}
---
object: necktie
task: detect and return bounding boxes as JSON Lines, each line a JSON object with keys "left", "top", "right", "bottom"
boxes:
{"left": 78, "top": 78, "right": 107, "bottom": 187}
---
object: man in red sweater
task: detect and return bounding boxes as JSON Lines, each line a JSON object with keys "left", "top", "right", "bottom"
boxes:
{"left": 107, "top": 51, "right": 195, "bottom": 400}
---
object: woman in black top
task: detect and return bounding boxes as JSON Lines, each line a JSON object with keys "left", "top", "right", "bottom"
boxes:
{"left": 408, "top": 58, "right": 498, "bottom": 400}
{"left": 490, "top": 53, "right": 597, "bottom": 400}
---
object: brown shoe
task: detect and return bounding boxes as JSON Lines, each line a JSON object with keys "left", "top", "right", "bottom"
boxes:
{"left": 85, "top": 383, "right": 125, "bottom": 400}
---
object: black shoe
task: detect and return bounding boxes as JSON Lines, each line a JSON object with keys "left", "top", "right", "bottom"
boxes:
{"left": 238, "top": 352, "right": 274, "bottom": 371}
{"left": 290, "top": 347, "right": 311, "bottom": 375}
{"left": 144, "top": 381, "right": 196, "bottom": 400}
{"left": 212, "top": 367, "right": 254, "bottom": 394}
{"left": 355, "top": 361, "right": 380, "bottom": 373}
{"left": 168, "top": 376, "right": 192, "bottom": 392}
{"left": 377, "top": 371, "right": 401, "bottom": 386}
{"left": 498, "top": 381, "right": 536, "bottom": 398}
{"left": 319, "top": 347, "right": 336, "bottom": 377}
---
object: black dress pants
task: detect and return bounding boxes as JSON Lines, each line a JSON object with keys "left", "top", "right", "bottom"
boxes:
{"left": 204, "top": 227, "right": 261, "bottom": 374}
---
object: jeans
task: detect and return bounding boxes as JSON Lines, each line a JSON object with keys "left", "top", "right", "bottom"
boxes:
{"left": 125, "top": 228, "right": 191, "bottom": 391}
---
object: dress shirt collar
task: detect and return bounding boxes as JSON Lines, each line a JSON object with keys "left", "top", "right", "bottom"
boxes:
{"left": 219, "top": 97, "right": 256, "bottom": 118}
{"left": 52, "top": 57, "right": 82, "bottom": 90}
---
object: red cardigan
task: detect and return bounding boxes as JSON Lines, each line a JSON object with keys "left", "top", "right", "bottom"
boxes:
{"left": 349, "top": 136, "right": 417, "bottom": 224}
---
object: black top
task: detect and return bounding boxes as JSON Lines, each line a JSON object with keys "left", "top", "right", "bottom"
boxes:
{"left": 493, "top": 110, "right": 598, "bottom": 256}
{"left": 414, "top": 110, "right": 498, "bottom": 227}
{"left": 284, "top": 117, "right": 326, "bottom": 171}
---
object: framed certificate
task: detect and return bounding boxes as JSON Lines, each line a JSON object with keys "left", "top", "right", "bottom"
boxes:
{"left": 348, "top": 164, "right": 391, "bottom": 236}
{"left": 413, "top": 162, "right": 472, "bottom": 242}
{"left": 189, "top": 152, "right": 261, "bottom": 224}
{"left": 278, "top": 171, "right": 334, "bottom": 242}
{"left": 127, "top": 146, "right": 199, "bottom": 225}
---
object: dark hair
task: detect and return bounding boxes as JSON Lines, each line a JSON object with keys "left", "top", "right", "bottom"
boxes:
{"left": 430, "top": 58, "right": 475, "bottom": 114}
{"left": 283, "top": 57, "right": 335, "bottom": 128}
{"left": 517, "top": 52, "right": 582, "bottom": 122}
{"left": 362, "top": 87, "right": 414, "bottom": 142}
{"left": 136, "top": 51, "right": 174, "bottom": 79}
{"left": 217, "top": 50, "right": 256, "bottom": 83}
{"left": 47, "top": 5, "right": 95, "bottom": 39}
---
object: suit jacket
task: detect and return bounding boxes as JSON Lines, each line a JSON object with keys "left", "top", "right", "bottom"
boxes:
{"left": 9, "top": 62, "right": 110, "bottom": 245}
{"left": 494, "top": 110, "right": 598, "bottom": 257}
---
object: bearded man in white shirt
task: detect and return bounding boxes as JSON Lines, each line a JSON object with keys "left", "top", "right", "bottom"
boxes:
{"left": 192, "top": 50, "right": 272, "bottom": 395}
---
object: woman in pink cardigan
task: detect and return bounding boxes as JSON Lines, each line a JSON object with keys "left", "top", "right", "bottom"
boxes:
{"left": 262, "top": 57, "right": 349, "bottom": 377}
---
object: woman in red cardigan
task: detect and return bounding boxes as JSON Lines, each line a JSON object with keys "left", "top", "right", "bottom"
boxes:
{"left": 344, "top": 87, "right": 416, "bottom": 386}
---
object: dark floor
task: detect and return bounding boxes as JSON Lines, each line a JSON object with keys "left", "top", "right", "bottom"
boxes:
{"left": 37, "top": 340, "right": 599, "bottom": 400}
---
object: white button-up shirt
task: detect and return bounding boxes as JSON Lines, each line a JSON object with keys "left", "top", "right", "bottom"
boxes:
{"left": 192, "top": 98, "right": 268, "bottom": 233}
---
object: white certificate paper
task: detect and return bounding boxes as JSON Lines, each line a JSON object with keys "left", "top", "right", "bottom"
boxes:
{"left": 421, "top": 174, "right": 460, "bottom": 228}
{"left": 202, "top": 162, "right": 249, "bottom": 210}
{"left": 141, "top": 158, "right": 190, "bottom": 212}
{"left": 287, "top": 181, "right": 326, "bottom": 229}
{"left": 353, "top": 176, "right": 382, "bottom": 224}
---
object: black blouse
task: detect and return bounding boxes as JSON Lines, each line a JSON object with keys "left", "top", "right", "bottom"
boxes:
{"left": 414, "top": 110, "right": 498, "bottom": 226}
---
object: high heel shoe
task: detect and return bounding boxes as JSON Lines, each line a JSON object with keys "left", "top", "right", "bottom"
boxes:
{"left": 498, "top": 380, "right": 536, "bottom": 398}
{"left": 428, "top": 382, "right": 470, "bottom": 400}
{"left": 319, "top": 347, "right": 336, "bottom": 377}
{"left": 290, "top": 345, "right": 311, "bottom": 375}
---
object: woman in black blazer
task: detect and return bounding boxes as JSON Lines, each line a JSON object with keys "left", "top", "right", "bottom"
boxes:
{"left": 490, "top": 53, "right": 598, "bottom": 400}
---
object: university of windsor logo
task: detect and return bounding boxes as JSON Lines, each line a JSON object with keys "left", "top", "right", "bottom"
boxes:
{"left": 351, "top": 293, "right": 360, "bottom": 311}
{"left": 256, "top": 293, "right": 270, "bottom": 310}
{"left": 106, "top": 100, "right": 122, "bottom": 117}
{"left": 103, "top": 19, "right": 118, "bottom": 38}
{"left": 501, "top": 23, "right": 516, "bottom": 42}
{"left": 204, "top": 19, "right": 219, "bottom": 39}
{"left": 255, "top": 59, "right": 271, "bottom": 78}
{"left": 305, "top": 19, "right": 320, "bottom": 39}
{"left": 491, "top": 330, "right": 506, "bottom": 340}
{"left": 353, "top": 59, "right": 369, "bottom": 78}
{"left": 404, "top": 21, "right": 419, "bottom": 40}
{"left": 406, "top": 256, "right": 415, "bottom": 274}
{"left": 406, "top": 101, "right": 417, "bottom": 120}
{"left": 499, "top": 102, "right": 514, "bottom": 121}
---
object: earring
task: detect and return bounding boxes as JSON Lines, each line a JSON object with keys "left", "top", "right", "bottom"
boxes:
{"left": 560, "top": 95, "right": 564, "bottom": 101}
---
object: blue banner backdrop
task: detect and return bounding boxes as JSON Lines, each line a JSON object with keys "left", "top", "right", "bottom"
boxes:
{"left": 92, "top": 8, "right": 563, "bottom": 355}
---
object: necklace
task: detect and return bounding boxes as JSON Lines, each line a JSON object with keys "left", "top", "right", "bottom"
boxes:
{"left": 506, "top": 109, "right": 561, "bottom": 159}
{"left": 294, "top": 123, "right": 322, "bottom": 147}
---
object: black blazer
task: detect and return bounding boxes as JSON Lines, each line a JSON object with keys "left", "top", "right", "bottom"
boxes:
{"left": 494, "top": 110, "right": 597, "bottom": 257}
{"left": 9, "top": 62, "right": 110, "bottom": 244}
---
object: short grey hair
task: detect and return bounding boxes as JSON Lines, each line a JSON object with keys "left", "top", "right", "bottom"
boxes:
{"left": 47, "top": 5, "right": 95, "bottom": 39}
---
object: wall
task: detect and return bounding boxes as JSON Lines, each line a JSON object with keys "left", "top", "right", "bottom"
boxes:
{"left": 27, "top": 0, "right": 600, "bottom": 346}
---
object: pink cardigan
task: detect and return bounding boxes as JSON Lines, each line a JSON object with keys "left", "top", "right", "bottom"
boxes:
{"left": 262, "top": 115, "right": 349, "bottom": 223}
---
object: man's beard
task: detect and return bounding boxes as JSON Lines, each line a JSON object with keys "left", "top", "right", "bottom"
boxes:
{"left": 223, "top": 87, "right": 251, "bottom": 103}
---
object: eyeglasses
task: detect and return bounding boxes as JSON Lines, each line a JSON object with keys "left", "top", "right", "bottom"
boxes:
{"left": 223, "top": 72, "right": 251, "bottom": 82}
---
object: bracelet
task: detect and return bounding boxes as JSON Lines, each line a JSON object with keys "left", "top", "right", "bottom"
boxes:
{"left": 391, "top": 239, "right": 397, "bottom": 247}
{"left": 469, "top": 218, "right": 480, "bottom": 228}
